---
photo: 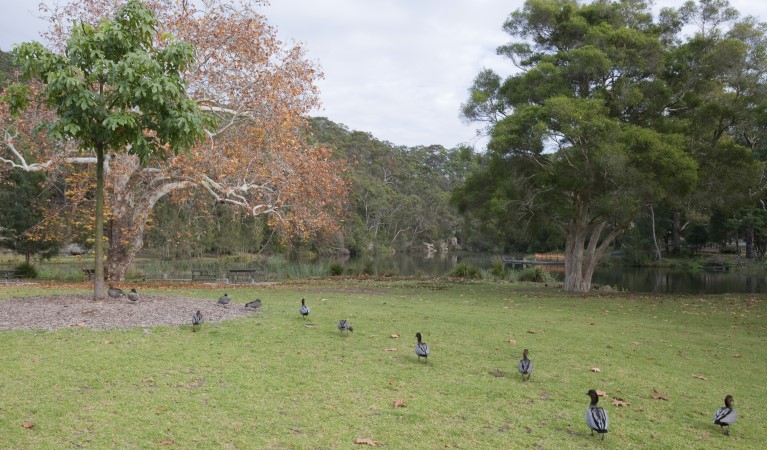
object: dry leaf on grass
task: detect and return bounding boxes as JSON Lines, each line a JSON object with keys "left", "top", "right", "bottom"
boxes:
{"left": 591, "top": 367, "right": 601, "bottom": 373}
{"left": 384, "top": 347, "right": 398, "bottom": 352}
{"left": 734, "top": 353, "right": 742, "bottom": 358}
{"left": 159, "top": 439, "right": 174, "bottom": 445}
{"left": 21, "top": 422, "right": 34, "bottom": 429}
{"left": 502, "top": 339, "right": 517, "bottom": 344}
{"left": 393, "top": 397, "right": 405, "bottom": 408}
{"left": 596, "top": 389, "right": 608, "bottom": 397}
{"left": 390, "top": 334, "right": 399, "bottom": 339}
{"left": 355, "top": 438, "right": 378, "bottom": 446}
{"left": 612, "top": 398, "right": 630, "bottom": 407}
{"left": 692, "top": 374, "right": 708, "bottom": 380}
{"left": 652, "top": 390, "right": 669, "bottom": 401}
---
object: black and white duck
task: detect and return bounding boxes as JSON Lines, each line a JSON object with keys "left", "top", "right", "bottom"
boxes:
{"left": 415, "top": 332, "right": 430, "bottom": 362}
{"left": 586, "top": 389, "right": 609, "bottom": 439}
{"left": 518, "top": 348, "right": 532, "bottom": 380}
{"left": 713, "top": 395, "right": 737, "bottom": 436}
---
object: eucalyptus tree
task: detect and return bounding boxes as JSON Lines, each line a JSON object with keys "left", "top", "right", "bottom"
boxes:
{"left": 5, "top": 0, "right": 205, "bottom": 298}
{"left": 661, "top": 0, "right": 767, "bottom": 257}
{"left": 458, "top": 0, "right": 698, "bottom": 292}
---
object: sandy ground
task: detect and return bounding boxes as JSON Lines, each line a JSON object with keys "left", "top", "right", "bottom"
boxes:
{"left": 0, "top": 292, "right": 260, "bottom": 331}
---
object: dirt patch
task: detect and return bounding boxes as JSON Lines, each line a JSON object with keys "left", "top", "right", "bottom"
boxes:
{"left": 0, "top": 293, "right": 259, "bottom": 331}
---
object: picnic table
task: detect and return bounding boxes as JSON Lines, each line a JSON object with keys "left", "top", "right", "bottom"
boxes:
{"left": 0, "top": 269, "right": 19, "bottom": 284}
{"left": 227, "top": 269, "right": 262, "bottom": 284}
{"left": 191, "top": 269, "right": 218, "bottom": 281}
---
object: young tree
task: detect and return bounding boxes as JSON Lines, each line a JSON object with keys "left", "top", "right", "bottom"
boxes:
{"left": 5, "top": 0, "right": 205, "bottom": 298}
{"left": 458, "top": 0, "right": 699, "bottom": 292}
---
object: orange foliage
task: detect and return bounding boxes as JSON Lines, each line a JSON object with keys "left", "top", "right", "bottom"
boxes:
{"left": 2, "top": 0, "right": 349, "bottom": 262}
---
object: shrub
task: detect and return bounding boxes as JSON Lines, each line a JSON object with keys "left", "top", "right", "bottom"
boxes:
{"left": 329, "top": 262, "right": 344, "bottom": 276}
{"left": 490, "top": 258, "right": 506, "bottom": 279}
{"left": 450, "top": 262, "right": 482, "bottom": 279}
{"left": 14, "top": 262, "right": 38, "bottom": 279}
{"left": 516, "top": 267, "right": 553, "bottom": 283}
{"left": 361, "top": 260, "right": 375, "bottom": 276}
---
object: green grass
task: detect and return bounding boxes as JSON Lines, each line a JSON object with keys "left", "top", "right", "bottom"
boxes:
{"left": 1, "top": 280, "right": 765, "bottom": 448}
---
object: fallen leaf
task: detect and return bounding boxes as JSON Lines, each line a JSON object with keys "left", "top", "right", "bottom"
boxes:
{"left": 103, "top": 339, "right": 112, "bottom": 344}
{"left": 596, "top": 389, "right": 608, "bottom": 397}
{"left": 355, "top": 438, "right": 378, "bottom": 446}
{"left": 591, "top": 367, "right": 601, "bottom": 373}
{"left": 692, "top": 374, "right": 708, "bottom": 380}
{"left": 21, "top": 422, "right": 34, "bottom": 429}
{"left": 652, "top": 390, "right": 669, "bottom": 401}
{"left": 390, "top": 334, "right": 399, "bottom": 339}
{"left": 502, "top": 339, "right": 517, "bottom": 344}
{"left": 303, "top": 324, "right": 315, "bottom": 328}
{"left": 159, "top": 439, "right": 174, "bottom": 445}
{"left": 612, "top": 398, "right": 630, "bottom": 407}
{"left": 734, "top": 353, "right": 742, "bottom": 358}
{"left": 606, "top": 345, "right": 613, "bottom": 349}
{"left": 527, "top": 330, "right": 536, "bottom": 334}
{"left": 384, "top": 347, "right": 398, "bottom": 352}
{"left": 393, "top": 397, "right": 405, "bottom": 408}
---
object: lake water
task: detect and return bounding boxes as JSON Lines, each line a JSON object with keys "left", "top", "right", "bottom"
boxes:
{"left": 19, "top": 252, "right": 767, "bottom": 294}
{"left": 346, "top": 253, "right": 767, "bottom": 294}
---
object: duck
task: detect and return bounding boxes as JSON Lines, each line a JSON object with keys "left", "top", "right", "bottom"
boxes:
{"left": 127, "top": 288, "right": 140, "bottom": 302}
{"left": 586, "top": 389, "right": 609, "bottom": 439}
{"left": 338, "top": 320, "right": 353, "bottom": 335}
{"left": 299, "top": 298, "right": 310, "bottom": 319}
{"left": 217, "top": 293, "right": 231, "bottom": 308}
{"left": 713, "top": 395, "right": 737, "bottom": 435}
{"left": 518, "top": 348, "right": 532, "bottom": 380}
{"left": 107, "top": 285, "right": 124, "bottom": 298}
{"left": 192, "top": 310, "right": 203, "bottom": 331}
{"left": 245, "top": 299, "right": 262, "bottom": 309}
{"left": 415, "top": 332, "right": 430, "bottom": 362}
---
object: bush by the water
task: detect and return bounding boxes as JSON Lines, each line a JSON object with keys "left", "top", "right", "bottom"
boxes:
{"left": 328, "top": 262, "right": 344, "bottom": 276}
{"left": 515, "top": 267, "right": 553, "bottom": 283}
{"left": 490, "top": 258, "right": 506, "bottom": 279}
{"left": 450, "top": 262, "right": 482, "bottom": 279}
{"left": 14, "top": 262, "right": 38, "bottom": 279}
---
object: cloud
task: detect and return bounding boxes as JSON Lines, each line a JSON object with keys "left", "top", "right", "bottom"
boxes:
{"left": 3, "top": 0, "right": 767, "bottom": 149}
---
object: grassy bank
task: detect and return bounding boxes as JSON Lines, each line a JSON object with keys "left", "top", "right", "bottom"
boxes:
{"left": 1, "top": 280, "right": 765, "bottom": 448}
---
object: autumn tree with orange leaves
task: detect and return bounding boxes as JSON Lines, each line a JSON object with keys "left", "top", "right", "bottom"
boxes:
{"left": 1, "top": 0, "right": 348, "bottom": 281}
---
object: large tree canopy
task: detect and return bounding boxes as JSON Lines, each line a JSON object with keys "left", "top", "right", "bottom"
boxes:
{"left": 1, "top": 0, "right": 348, "bottom": 282}
{"left": 457, "top": 0, "right": 703, "bottom": 292}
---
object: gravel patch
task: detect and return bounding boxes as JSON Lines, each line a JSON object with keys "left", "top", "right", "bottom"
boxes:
{"left": 0, "top": 293, "right": 260, "bottom": 331}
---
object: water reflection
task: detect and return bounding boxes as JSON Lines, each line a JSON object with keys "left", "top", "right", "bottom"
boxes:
{"left": 592, "top": 267, "right": 767, "bottom": 294}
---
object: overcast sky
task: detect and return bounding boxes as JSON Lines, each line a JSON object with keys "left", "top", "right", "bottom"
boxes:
{"left": 2, "top": 1, "right": 767, "bottom": 149}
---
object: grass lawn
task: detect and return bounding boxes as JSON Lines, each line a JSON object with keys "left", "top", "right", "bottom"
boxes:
{"left": 1, "top": 280, "right": 765, "bottom": 449}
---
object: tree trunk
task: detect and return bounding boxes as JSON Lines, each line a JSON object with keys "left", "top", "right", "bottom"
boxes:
{"left": 671, "top": 210, "right": 681, "bottom": 254}
{"left": 650, "top": 204, "right": 662, "bottom": 261}
{"left": 94, "top": 146, "right": 106, "bottom": 299}
{"left": 562, "top": 201, "right": 622, "bottom": 293}
{"left": 106, "top": 209, "right": 149, "bottom": 281}
{"left": 745, "top": 218, "right": 755, "bottom": 259}
{"left": 105, "top": 155, "right": 196, "bottom": 280}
